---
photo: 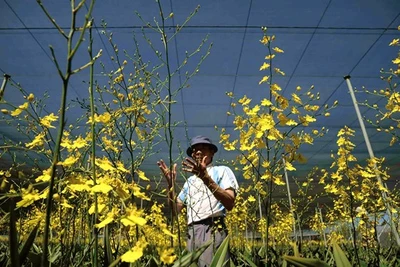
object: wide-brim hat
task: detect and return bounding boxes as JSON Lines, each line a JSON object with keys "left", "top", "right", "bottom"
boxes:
{"left": 186, "top": 135, "right": 218, "bottom": 157}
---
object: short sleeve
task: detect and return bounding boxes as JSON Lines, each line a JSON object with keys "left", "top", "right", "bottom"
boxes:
{"left": 177, "top": 181, "right": 189, "bottom": 203}
{"left": 218, "top": 166, "right": 239, "bottom": 192}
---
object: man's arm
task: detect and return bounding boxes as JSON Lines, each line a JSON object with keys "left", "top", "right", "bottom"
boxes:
{"left": 199, "top": 173, "right": 236, "bottom": 211}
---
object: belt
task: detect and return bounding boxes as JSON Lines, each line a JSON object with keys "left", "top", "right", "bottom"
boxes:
{"left": 189, "top": 216, "right": 225, "bottom": 226}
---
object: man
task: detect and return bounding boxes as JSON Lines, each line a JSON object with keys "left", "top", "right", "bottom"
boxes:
{"left": 157, "top": 135, "right": 239, "bottom": 266}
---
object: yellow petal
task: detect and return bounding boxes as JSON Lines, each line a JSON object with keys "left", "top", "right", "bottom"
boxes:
{"left": 162, "top": 228, "right": 177, "bottom": 238}
{"left": 136, "top": 170, "right": 149, "bottom": 181}
{"left": 89, "top": 203, "right": 106, "bottom": 215}
{"left": 58, "top": 156, "right": 78, "bottom": 167}
{"left": 291, "top": 93, "right": 302, "bottom": 105}
{"left": 11, "top": 108, "right": 23, "bottom": 117}
{"left": 160, "top": 248, "right": 177, "bottom": 264}
{"left": 91, "top": 184, "right": 113, "bottom": 194}
{"left": 95, "top": 215, "right": 114, "bottom": 228}
{"left": 35, "top": 168, "right": 52, "bottom": 182}
{"left": 121, "top": 215, "right": 147, "bottom": 226}
{"left": 261, "top": 98, "right": 272, "bottom": 106}
{"left": 259, "top": 62, "right": 270, "bottom": 71}
{"left": 61, "top": 200, "right": 74, "bottom": 209}
{"left": 121, "top": 245, "right": 145, "bottom": 263}
{"left": 95, "top": 157, "right": 115, "bottom": 171}
{"left": 259, "top": 76, "right": 270, "bottom": 84}
{"left": 68, "top": 183, "right": 91, "bottom": 192}
{"left": 272, "top": 47, "right": 284, "bottom": 53}
{"left": 285, "top": 161, "right": 296, "bottom": 171}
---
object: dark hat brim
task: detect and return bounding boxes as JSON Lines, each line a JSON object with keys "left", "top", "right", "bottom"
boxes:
{"left": 186, "top": 143, "right": 218, "bottom": 157}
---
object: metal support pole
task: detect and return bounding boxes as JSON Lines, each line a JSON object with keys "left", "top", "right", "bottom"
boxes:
{"left": 344, "top": 75, "right": 400, "bottom": 246}
{"left": 0, "top": 74, "right": 11, "bottom": 101}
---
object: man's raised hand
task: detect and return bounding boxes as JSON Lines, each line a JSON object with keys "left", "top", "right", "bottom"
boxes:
{"left": 157, "top": 159, "right": 177, "bottom": 188}
{"left": 182, "top": 155, "right": 208, "bottom": 178}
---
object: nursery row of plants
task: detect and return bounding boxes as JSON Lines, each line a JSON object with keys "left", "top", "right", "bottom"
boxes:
{"left": 0, "top": 1, "right": 400, "bottom": 266}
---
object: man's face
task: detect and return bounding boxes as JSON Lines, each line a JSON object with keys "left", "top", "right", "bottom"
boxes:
{"left": 191, "top": 144, "right": 215, "bottom": 165}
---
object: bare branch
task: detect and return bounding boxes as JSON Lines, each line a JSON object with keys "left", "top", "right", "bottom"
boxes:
{"left": 74, "top": 0, "right": 86, "bottom": 13}
{"left": 36, "top": 0, "right": 68, "bottom": 39}
{"left": 71, "top": 49, "right": 102, "bottom": 74}
{"left": 49, "top": 46, "right": 65, "bottom": 80}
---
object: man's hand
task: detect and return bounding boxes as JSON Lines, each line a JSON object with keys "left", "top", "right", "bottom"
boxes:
{"left": 157, "top": 159, "right": 183, "bottom": 215}
{"left": 157, "top": 159, "right": 177, "bottom": 188}
{"left": 182, "top": 155, "right": 208, "bottom": 178}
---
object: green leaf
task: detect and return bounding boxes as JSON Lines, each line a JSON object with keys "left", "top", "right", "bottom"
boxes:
{"left": 9, "top": 199, "right": 20, "bottom": 267}
{"left": 258, "top": 245, "right": 266, "bottom": 258}
{"left": 240, "top": 252, "right": 258, "bottom": 267}
{"left": 108, "top": 256, "right": 121, "bottom": 267}
{"left": 0, "top": 212, "right": 9, "bottom": 226}
{"left": 172, "top": 239, "right": 212, "bottom": 267}
{"left": 210, "top": 235, "right": 230, "bottom": 267}
{"left": 19, "top": 222, "right": 40, "bottom": 265}
{"left": 48, "top": 244, "right": 62, "bottom": 263}
{"left": 332, "top": 242, "right": 352, "bottom": 267}
{"left": 291, "top": 242, "right": 300, "bottom": 257}
{"left": 283, "top": 255, "right": 330, "bottom": 267}
{"left": 149, "top": 255, "right": 160, "bottom": 266}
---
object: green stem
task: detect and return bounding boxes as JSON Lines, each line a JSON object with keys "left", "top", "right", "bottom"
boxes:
{"left": 264, "top": 31, "right": 274, "bottom": 261}
{"left": 157, "top": 0, "right": 182, "bottom": 251}
{"left": 88, "top": 20, "right": 99, "bottom": 267}
{"left": 40, "top": 1, "right": 96, "bottom": 265}
{"left": 41, "top": 76, "right": 69, "bottom": 267}
{"left": 346, "top": 171, "right": 361, "bottom": 266}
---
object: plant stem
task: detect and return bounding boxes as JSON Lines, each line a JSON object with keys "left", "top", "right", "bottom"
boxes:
{"left": 156, "top": 0, "right": 182, "bottom": 251}
{"left": 41, "top": 74, "right": 69, "bottom": 267}
{"left": 346, "top": 165, "right": 361, "bottom": 266}
{"left": 88, "top": 20, "right": 99, "bottom": 267}
{"left": 40, "top": 1, "right": 95, "bottom": 265}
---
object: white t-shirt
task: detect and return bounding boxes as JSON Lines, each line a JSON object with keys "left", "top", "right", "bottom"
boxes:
{"left": 177, "top": 165, "right": 239, "bottom": 225}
